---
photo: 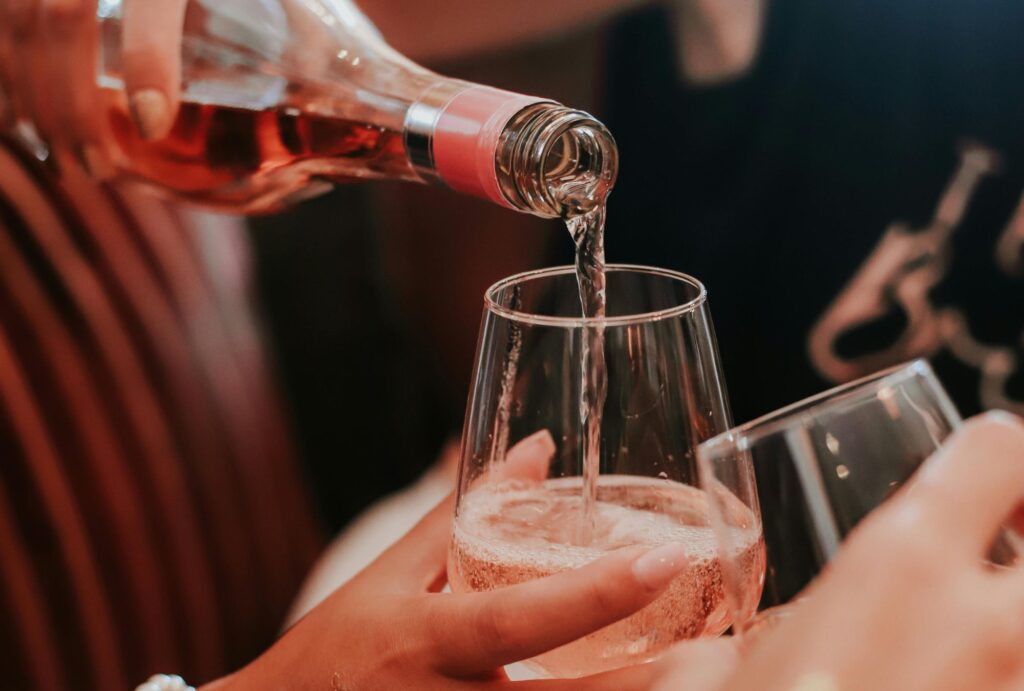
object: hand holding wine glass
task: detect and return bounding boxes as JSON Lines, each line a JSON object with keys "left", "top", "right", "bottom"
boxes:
{"left": 449, "top": 265, "right": 764, "bottom": 677}
{"left": 683, "top": 412, "right": 1024, "bottom": 691}
{"left": 201, "top": 491, "right": 691, "bottom": 691}
{"left": 697, "top": 360, "right": 1022, "bottom": 636}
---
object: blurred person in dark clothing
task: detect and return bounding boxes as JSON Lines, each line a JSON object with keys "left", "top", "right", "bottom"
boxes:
{"left": 361, "top": 0, "right": 1024, "bottom": 427}
{"left": 603, "top": 0, "right": 1024, "bottom": 423}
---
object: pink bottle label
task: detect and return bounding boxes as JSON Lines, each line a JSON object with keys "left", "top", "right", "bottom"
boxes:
{"left": 432, "top": 86, "right": 545, "bottom": 208}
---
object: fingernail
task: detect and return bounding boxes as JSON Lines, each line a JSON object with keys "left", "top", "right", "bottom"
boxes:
{"left": 632, "top": 543, "right": 688, "bottom": 590}
{"left": 130, "top": 89, "right": 172, "bottom": 141}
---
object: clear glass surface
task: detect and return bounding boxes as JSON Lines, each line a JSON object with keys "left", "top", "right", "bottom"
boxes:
{"left": 698, "top": 359, "right": 1016, "bottom": 635}
{"left": 448, "top": 265, "right": 764, "bottom": 677}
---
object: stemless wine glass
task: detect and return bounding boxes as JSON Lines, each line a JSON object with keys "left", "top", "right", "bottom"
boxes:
{"left": 698, "top": 359, "right": 1018, "bottom": 637}
{"left": 448, "top": 264, "right": 765, "bottom": 678}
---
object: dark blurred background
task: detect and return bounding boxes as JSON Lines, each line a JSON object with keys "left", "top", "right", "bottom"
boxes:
{"left": 251, "top": 1, "right": 1024, "bottom": 532}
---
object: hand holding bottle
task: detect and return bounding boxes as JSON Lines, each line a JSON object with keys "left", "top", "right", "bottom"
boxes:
{"left": 0, "top": 0, "right": 184, "bottom": 156}
{"left": 3, "top": 0, "right": 618, "bottom": 214}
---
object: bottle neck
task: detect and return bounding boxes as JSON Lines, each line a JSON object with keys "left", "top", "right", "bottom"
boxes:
{"left": 495, "top": 103, "right": 618, "bottom": 218}
{"left": 404, "top": 83, "right": 618, "bottom": 218}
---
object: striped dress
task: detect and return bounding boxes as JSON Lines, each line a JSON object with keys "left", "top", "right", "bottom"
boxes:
{"left": 0, "top": 135, "right": 324, "bottom": 690}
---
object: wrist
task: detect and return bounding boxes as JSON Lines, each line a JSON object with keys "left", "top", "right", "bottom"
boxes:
{"left": 199, "top": 651, "right": 290, "bottom": 691}
{"left": 198, "top": 670, "right": 245, "bottom": 691}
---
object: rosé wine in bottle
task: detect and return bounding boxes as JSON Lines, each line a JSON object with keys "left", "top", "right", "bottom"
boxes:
{"left": 78, "top": 0, "right": 617, "bottom": 214}
{"left": 448, "top": 476, "right": 766, "bottom": 678}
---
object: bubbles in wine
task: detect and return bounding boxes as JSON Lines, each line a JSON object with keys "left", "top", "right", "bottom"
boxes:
{"left": 449, "top": 476, "right": 765, "bottom": 677}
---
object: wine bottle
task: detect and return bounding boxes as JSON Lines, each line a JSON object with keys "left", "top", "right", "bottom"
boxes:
{"left": 90, "top": 0, "right": 617, "bottom": 215}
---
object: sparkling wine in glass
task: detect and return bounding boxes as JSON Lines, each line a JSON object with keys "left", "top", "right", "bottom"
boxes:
{"left": 448, "top": 265, "right": 766, "bottom": 677}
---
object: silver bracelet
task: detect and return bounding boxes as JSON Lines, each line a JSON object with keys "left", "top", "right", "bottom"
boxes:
{"left": 135, "top": 674, "right": 196, "bottom": 691}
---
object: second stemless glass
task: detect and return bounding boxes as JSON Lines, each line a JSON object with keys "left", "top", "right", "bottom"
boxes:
{"left": 698, "top": 359, "right": 1018, "bottom": 638}
{"left": 448, "top": 265, "right": 765, "bottom": 677}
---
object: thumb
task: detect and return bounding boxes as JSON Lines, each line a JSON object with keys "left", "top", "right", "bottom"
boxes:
{"left": 429, "top": 542, "right": 690, "bottom": 675}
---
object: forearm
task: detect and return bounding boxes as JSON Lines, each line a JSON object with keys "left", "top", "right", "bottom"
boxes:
{"left": 357, "top": 0, "right": 652, "bottom": 62}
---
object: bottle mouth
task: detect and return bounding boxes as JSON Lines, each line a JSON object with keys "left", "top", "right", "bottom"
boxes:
{"left": 404, "top": 84, "right": 619, "bottom": 219}
{"left": 496, "top": 104, "right": 619, "bottom": 218}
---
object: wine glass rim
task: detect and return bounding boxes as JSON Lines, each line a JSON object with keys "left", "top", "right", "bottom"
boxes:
{"left": 484, "top": 264, "right": 707, "bottom": 327}
{"left": 699, "top": 359, "right": 942, "bottom": 451}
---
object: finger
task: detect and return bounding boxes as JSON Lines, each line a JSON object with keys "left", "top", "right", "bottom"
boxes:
{"left": 469, "top": 430, "right": 557, "bottom": 492}
{"left": 429, "top": 542, "right": 689, "bottom": 675}
{"left": 122, "top": 0, "right": 187, "bottom": 139}
{"left": 42, "top": 0, "right": 107, "bottom": 157}
{"left": 908, "top": 412, "right": 1024, "bottom": 556}
{"left": 499, "top": 430, "right": 557, "bottom": 483}
{"left": 649, "top": 638, "right": 741, "bottom": 691}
